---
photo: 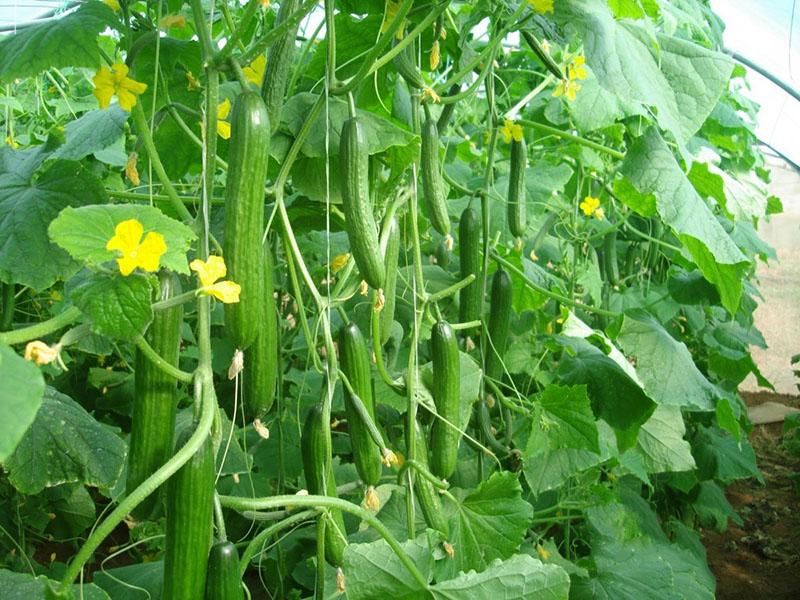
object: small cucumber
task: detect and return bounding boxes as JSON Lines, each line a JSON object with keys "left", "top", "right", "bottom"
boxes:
{"left": 393, "top": 39, "right": 425, "bottom": 89}
{"left": 379, "top": 219, "right": 400, "bottom": 346}
{"left": 458, "top": 207, "right": 482, "bottom": 324}
{"left": 162, "top": 426, "right": 214, "bottom": 600}
{"left": 260, "top": 0, "right": 300, "bottom": 131}
{"left": 127, "top": 272, "right": 183, "bottom": 520}
{"left": 507, "top": 137, "right": 527, "bottom": 237}
{"left": 339, "top": 322, "right": 382, "bottom": 486}
{"left": 421, "top": 117, "right": 450, "bottom": 236}
{"left": 301, "top": 405, "right": 348, "bottom": 567}
{"left": 340, "top": 117, "right": 385, "bottom": 289}
{"left": 429, "top": 320, "right": 461, "bottom": 479}
{"left": 484, "top": 269, "right": 512, "bottom": 383}
{"left": 243, "top": 242, "right": 278, "bottom": 418}
{"left": 408, "top": 420, "right": 449, "bottom": 536}
{"left": 205, "top": 541, "right": 243, "bottom": 600}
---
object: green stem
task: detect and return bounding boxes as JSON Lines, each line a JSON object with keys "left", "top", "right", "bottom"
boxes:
{"left": 131, "top": 102, "right": 194, "bottom": 223}
{"left": 315, "top": 517, "right": 326, "bottom": 599}
{"left": 0, "top": 306, "right": 81, "bottom": 346}
{"left": 396, "top": 459, "right": 449, "bottom": 490}
{"left": 1, "top": 282, "right": 15, "bottom": 332}
{"left": 519, "top": 119, "right": 625, "bottom": 160}
{"left": 213, "top": 492, "right": 228, "bottom": 542}
{"left": 370, "top": 306, "right": 406, "bottom": 394}
{"left": 338, "top": 369, "right": 389, "bottom": 450}
{"left": 427, "top": 274, "right": 476, "bottom": 304}
{"left": 134, "top": 335, "right": 194, "bottom": 383}
{"left": 237, "top": 0, "right": 317, "bottom": 66}
{"left": 152, "top": 289, "right": 198, "bottom": 311}
{"left": 107, "top": 189, "right": 224, "bottom": 205}
{"left": 625, "top": 222, "right": 682, "bottom": 253}
{"left": 218, "top": 494, "right": 430, "bottom": 591}
{"left": 190, "top": 0, "right": 216, "bottom": 64}
{"left": 166, "top": 105, "right": 229, "bottom": 170}
{"left": 239, "top": 509, "right": 320, "bottom": 575}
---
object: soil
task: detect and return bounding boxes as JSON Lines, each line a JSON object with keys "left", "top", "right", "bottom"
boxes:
{"left": 704, "top": 391, "right": 800, "bottom": 600}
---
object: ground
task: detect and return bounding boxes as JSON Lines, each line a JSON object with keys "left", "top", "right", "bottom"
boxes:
{"left": 705, "top": 391, "right": 800, "bottom": 600}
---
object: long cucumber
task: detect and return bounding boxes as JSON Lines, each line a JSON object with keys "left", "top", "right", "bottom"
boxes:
{"left": 484, "top": 269, "right": 512, "bottom": 383}
{"left": 429, "top": 320, "right": 461, "bottom": 479}
{"left": 421, "top": 117, "right": 450, "bottom": 236}
{"left": 458, "top": 207, "right": 482, "bottom": 324}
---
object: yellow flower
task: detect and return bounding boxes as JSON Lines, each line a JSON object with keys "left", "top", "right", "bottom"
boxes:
{"left": 443, "top": 541, "right": 455, "bottom": 559}
{"left": 567, "top": 55, "right": 587, "bottom": 81}
{"left": 594, "top": 207, "right": 605, "bottom": 220}
{"left": 103, "top": 0, "right": 120, "bottom": 11}
{"left": 500, "top": 119, "right": 524, "bottom": 144}
{"left": 125, "top": 152, "right": 140, "bottom": 186}
{"left": 216, "top": 99, "right": 232, "bottom": 139}
{"left": 536, "top": 544, "right": 551, "bottom": 561}
{"left": 382, "top": 1, "right": 406, "bottom": 39}
{"left": 421, "top": 86, "right": 441, "bottom": 103}
{"left": 159, "top": 14, "right": 186, "bottom": 29}
{"left": 5, "top": 135, "right": 19, "bottom": 149}
{"left": 106, "top": 219, "right": 167, "bottom": 276}
{"left": 93, "top": 63, "right": 148, "bottom": 112}
{"left": 331, "top": 253, "right": 350, "bottom": 273}
{"left": 364, "top": 486, "right": 381, "bottom": 511}
{"left": 24, "top": 340, "right": 62, "bottom": 367}
{"left": 528, "top": 0, "right": 554, "bottom": 14}
{"left": 242, "top": 55, "right": 267, "bottom": 86}
{"left": 190, "top": 256, "right": 241, "bottom": 303}
{"left": 186, "top": 70, "right": 201, "bottom": 91}
{"left": 430, "top": 40, "right": 440, "bottom": 71}
{"left": 541, "top": 39, "right": 551, "bottom": 53}
{"left": 579, "top": 196, "right": 600, "bottom": 217}
{"left": 553, "top": 78, "right": 581, "bottom": 102}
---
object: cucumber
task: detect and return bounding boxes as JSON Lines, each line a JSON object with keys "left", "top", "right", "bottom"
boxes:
{"left": 163, "top": 426, "right": 214, "bottom": 600}
{"left": 223, "top": 92, "right": 271, "bottom": 350}
{"left": 260, "top": 0, "right": 299, "bottom": 131}
{"left": 243, "top": 242, "right": 278, "bottom": 418}
{"left": 301, "top": 404, "right": 347, "bottom": 567}
{"left": 421, "top": 117, "right": 450, "bottom": 236}
{"left": 484, "top": 269, "right": 512, "bottom": 383}
{"left": 435, "top": 238, "right": 450, "bottom": 269}
{"left": 429, "top": 320, "right": 461, "bottom": 479}
{"left": 507, "top": 137, "right": 527, "bottom": 237}
{"left": 393, "top": 39, "right": 425, "bottom": 89}
{"left": 408, "top": 420, "right": 449, "bottom": 536}
{"left": 458, "top": 207, "right": 482, "bottom": 324}
{"left": 379, "top": 219, "right": 400, "bottom": 346}
{"left": 603, "top": 230, "right": 619, "bottom": 285}
{"left": 205, "top": 541, "right": 243, "bottom": 600}
{"left": 127, "top": 272, "right": 183, "bottom": 520}
{"left": 340, "top": 117, "right": 385, "bottom": 289}
{"left": 339, "top": 322, "right": 382, "bottom": 486}
{"left": 436, "top": 84, "right": 461, "bottom": 131}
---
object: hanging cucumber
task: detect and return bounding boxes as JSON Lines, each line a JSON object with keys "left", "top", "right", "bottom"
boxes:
{"left": 436, "top": 84, "right": 462, "bottom": 132}
{"left": 458, "top": 207, "right": 482, "bottom": 324}
{"left": 379, "top": 219, "right": 400, "bottom": 346}
{"left": 162, "top": 426, "right": 214, "bottom": 600}
{"left": 393, "top": 39, "right": 425, "bottom": 89}
{"left": 408, "top": 420, "right": 449, "bottom": 536}
{"left": 223, "top": 92, "right": 271, "bottom": 350}
{"left": 421, "top": 117, "right": 450, "bottom": 236}
{"left": 205, "top": 541, "right": 243, "bottom": 600}
{"left": 260, "top": 0, "right": 299, "bottom": 131}
{"left": 127, "top": 272, "right": 183, "bottom": 520}
{"left": 243, "top": 242, "right": 278, "bottom": 418}
{"left": 507, "top": 137, "right": 527, "bottom": 237}
{"left": 340, "top": 116, "right": 385, "bottom": 289}
{"left": 339, "top": 322, "right": 382, "bottom": 486}
{"left": 603, "top": 230, "right": 619, "bottom": 286}
{"left": 429, "top": 320, "right": 461, "bottom": 479}
{"left": 301, "top": 404, "right": 347, "bottom": 567}
{"left": 484, "top": 269, "right": 512, "bottom": 383}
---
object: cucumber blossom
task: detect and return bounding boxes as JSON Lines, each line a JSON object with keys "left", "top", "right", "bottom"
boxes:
{"left": 484, "top": 269, "right": 512, "bottom": 382}
{"left": 458, "top": 207, "right": 482, "bottom": 324}
{"left": 507, "top": 137, "right": 527, "bottom": 237}
{"left": 223, "top": 92, "right": 271, "bottom": 350}
{"left": 429, "top": 320, "right": 461, "bottom": 479}
{"left": 421, "top": 117, "right": 450, "bottom": 236}
{"left": 339, "top": 322, "right": 382, "bottom": 486}
{"left": 340, "top": 117, "right": 385, "bottom": 289}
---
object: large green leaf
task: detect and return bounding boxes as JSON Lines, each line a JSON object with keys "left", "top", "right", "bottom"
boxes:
{"left": 691, "top": 425, "right": 761, "bottom": 484}
{"left": 0, "top": 345, "right": 45, "bottom": 462}
{"left": 616, "top": 311, "right": 719, "bottom": 411}
{"left": 617, "top": 128, "right": 749, "bottom": 312}
{"left": 93, "top": 561, "right": 164, "bottom": 600}
{"left": 52, "top": 106, "right": 129, "bottom": 162}
{"left": 4, "top": 387, "right": 126, "bottom": 495}
{"left": 430, "top": 554, "right": 569, "bottom": 600}
{"left": 49, "top": 204, "right": 197, "bottom": 274}
{"left": 689, "top": 161, "right": 768, "bottom": 223}
{"left": 68, "top": 271, "right": 156, "bottom": 339}
{"left": 0, "top": 1, "right": 119, "bottom": 81}
{"left": 625, "top": 406, "right": 696, "bottom": 474}
{"left": 0, "top": 569, "right": 110, "bottom": 600}
{"left": 0, "top": 148, "right": 107, "bottom": 289}
{"left": 442, "top": 472, "right": 533, "bottom": 574}
{"left": 555, "top": 0, "right": 732, "bottom": 145}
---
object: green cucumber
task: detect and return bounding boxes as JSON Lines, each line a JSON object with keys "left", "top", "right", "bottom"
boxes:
{"left": 435, "top": 238, "right": 451, "bottom": 269}
{"left": 127, "top": 272, "right": 183, "bottom": 520}
{"left": 223, "top": 92, "right": 271, "bottom": 350}
{"left": 162, "top": 426, "right": 214, "bottom": 600}
{"left": 243, "top": 242, "right": 278, "bottom": 418}
{"left": 507, "top": 137, "right": 527, "bottom": 237}
{"left": 339, "top": 322, "right": 382, "bottom": 486}
{"left": 484, "top": 269, "right": 512, "bottom": 383}
{"left": 458, "top": 207, "right": 482, "bottom": 324}
{"left": 205, "top": 541, "right": 243, "bottom": 600}
{"left": 408, "top": 420, "right": 449, "bottom": 536}
{"left": 421, "top": 117, "right": 450, "bottom": 236}
{"left": 301, "top": 404, "right": 347, "bottom": 567}
{"left": 436, "top": 84, "right": 461, "bottom": 131}
{"left": 260, "top": 0, "right": 299, "bottom": 131}
{"left": 429, "top": 320, "right": 461, "bottom": 479}
{"left": 603, "top": 230, "right": 619, "bottom": 285}
{"left": 393, "top": 39, "right": 425, "bottom": 89}
{"left": 379, "top": 219, "right": 400, "bottom": 346}
{"left": 340, "top": 117, "right": 385, "bottom": 289}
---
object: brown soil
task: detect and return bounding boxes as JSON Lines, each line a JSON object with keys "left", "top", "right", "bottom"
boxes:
{"left": 704, "top": 391, "right": 800, "bottom": 600}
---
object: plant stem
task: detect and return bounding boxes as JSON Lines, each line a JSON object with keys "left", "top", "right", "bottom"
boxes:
{"left": 219, "top": 494, "right": 430, "bottom": 590}
{"left": 237, "top": 0, "right": 317, "bottom": 66}
{"left": 427, "top": 274, "right": 476, "bottom": 303}
{"left": 238, "top": 509, "right": 320, "bottom": 575}
{"left": 165, "top": 105, "right": 229, "bottom": 170}
{"left": 518, "top": 119, "right": 625, "bottom": 160}
{"left": 0, "top": 306, "right": 81, "bottom": 346}
{"left": 135, "top": 335, "right": 194, "bottom": 383}
{"left": 0, "top": 282, "right": 15, "bottom": 332}
{"left": 152, "top": 289, "right": 198, "bottom": 311}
